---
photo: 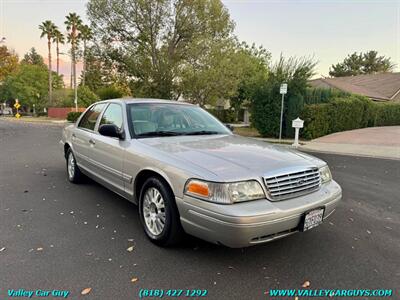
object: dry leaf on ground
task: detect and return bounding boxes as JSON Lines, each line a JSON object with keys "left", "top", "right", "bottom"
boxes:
{"left": 81, "top": 288, "right": 92, "bottom": 295}
{"left": 302, "top": 280, "right": 310, "bottom": 288}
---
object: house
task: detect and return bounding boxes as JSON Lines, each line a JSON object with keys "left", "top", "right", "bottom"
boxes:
{"left": 309, "top": 73, "right": 400, "bottom": 102}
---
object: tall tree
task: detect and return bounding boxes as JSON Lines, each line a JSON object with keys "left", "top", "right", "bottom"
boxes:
{"left": 329, "top": 51, "right": 395, "bottom": 77}
{"left": 52, "top": 27, "right": 65, "bottom": 75}
{"left": 21, "top": 47, "right": 45, "bottom": 66}
{"left": 87, "top": 0, "right": 234, "bottom": 100}
{"left": 0, "top": 45, "right": 18, "bottom": 81}
{"left": 229, "top": 42, "right": 270, "bottom": 118}
{"left": 78, "top": 24, "right": 93, "bottom": 86}
{"left": 39, "top": 20, "right": 56, "bottom": 105}
{"left": 65, "top": 12, "right": 82, "bottom": 109}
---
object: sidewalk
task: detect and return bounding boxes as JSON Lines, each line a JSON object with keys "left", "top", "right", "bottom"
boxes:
{"left": 0, "top": 116, "right": 68, "bottom": 125}
{"left": 259, "top": 127, "right": 400, "bottom": 160}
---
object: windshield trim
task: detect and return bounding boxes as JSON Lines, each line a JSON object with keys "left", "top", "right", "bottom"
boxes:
{"left": 127, "top": 102, "right": 232, "bottom": 139}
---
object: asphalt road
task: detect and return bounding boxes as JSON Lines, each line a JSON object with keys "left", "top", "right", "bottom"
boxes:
{"left": 0, "top": 118, "right": 399, "bottom": 300}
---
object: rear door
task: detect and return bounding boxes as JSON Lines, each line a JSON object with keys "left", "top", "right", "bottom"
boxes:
{"left": 71, "top": 103, "right": 106, "bottom": 171}
{"left": 87, "top": 102, "right": 128, "bottom": 194}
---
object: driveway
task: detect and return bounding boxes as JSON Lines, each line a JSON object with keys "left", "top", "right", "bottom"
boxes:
{"left": 0, "top": 119, "right": 399, "bottom": 299}
{"left": 301, "top": 126, "right": 400, "bottom": 160}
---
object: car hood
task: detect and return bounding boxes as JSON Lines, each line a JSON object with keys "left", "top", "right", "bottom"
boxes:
{"left": 138, "top": 134, "right": 325, "bottom": 181}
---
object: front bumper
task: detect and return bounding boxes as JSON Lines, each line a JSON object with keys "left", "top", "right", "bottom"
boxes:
{"left": 175, "top": 180, "right": 342, "bottom": 248}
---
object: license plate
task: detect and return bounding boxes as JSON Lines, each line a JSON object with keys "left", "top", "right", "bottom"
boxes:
{"left": 301, "top": 208, "right": 324, "bottom": 231}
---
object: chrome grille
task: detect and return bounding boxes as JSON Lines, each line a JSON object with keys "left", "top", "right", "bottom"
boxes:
{"left": 264, "top": 167, "right": 321, "bottom": 200}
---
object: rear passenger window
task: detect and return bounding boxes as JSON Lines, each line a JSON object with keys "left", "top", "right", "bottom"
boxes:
{"left": 78, "top": 104, "right": 106, "bottom": 131}
{"left": 99, "top": 103, "right": 123, "bottom": 130}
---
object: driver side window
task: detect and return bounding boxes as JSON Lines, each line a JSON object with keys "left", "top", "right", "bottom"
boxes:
{"left": 78, "top": 104, "right": 106, "bottom": 131}
{"left": 99, "top": 103, "right": 123, "bottom": 130}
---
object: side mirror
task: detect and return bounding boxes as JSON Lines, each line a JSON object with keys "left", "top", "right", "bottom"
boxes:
{"left": 99, "top": 124, "right": 125, "bottom": 139}
{"left": 225, "top": 124, "right": 234, "bottom": 132}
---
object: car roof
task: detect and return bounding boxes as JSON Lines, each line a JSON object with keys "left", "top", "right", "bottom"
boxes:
{"left": 98, "top": 98, "right": 195, "bottom": 106}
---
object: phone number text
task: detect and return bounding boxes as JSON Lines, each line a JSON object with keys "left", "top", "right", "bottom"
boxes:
{"left": 138, "top": 289, "right": 208, "bottom": 298}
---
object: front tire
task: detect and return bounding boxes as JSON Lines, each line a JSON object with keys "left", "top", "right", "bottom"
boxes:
{"left": 66, "top": 149, "right": 83, "bottom": 183}
{"left": 139, "top": 177, "right": 184, "bottom": 246}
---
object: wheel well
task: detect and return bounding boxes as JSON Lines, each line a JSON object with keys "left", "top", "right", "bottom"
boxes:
{"left": 64, "top": 143, "right": 71, "bottom": 159}
{"left": 134, "top": 170, "right": 173, "bottom": 202}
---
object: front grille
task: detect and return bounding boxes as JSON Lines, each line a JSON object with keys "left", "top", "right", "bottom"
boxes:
{"left": 264, "top": 167, "right": 321, "bottom": 200}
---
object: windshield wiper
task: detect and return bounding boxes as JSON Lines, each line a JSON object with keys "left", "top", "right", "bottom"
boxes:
{"left": 136, "top": 131, "right": 184, "bottom": 137}
{"left": 183, "top": 131, "right": 221, "bottom": 136}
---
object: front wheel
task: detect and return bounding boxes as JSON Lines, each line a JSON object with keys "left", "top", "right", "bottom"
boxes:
{"left": 139, "top": 177, "right": 184, "bottom": 246}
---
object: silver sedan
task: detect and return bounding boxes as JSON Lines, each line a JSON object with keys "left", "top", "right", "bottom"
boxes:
{"left": 61, "top": 99, "right": 342, "bottom": 248}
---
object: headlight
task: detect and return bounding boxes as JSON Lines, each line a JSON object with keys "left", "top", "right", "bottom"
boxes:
{"left": 319, "top": 165, "right": 332, "bottom": 183}
{"left": 184, "top": 179, "right": 265, "bottom": 204}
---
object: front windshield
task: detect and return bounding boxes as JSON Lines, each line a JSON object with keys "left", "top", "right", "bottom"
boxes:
{"left": 128, "top": 103, "right": 231, "bottom": 137}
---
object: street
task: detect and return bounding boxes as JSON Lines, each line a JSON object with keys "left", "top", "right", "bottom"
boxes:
{"left": 0, "top": 119, "right": 399, "bottom": 299}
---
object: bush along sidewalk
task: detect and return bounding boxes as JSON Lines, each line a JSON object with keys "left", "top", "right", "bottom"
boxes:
{"left": 301, "top": 96, "right": 400, "bottom": 139}
{"left": 67, "top": 111, "right": 82, "bottom": 123}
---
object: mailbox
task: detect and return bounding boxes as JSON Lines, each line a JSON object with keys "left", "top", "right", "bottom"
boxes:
{"left": 292, "top": 117, "right": 304, "bottom": 147}
{"left": 292, "top": 117, "right": 304, "bottom": 129}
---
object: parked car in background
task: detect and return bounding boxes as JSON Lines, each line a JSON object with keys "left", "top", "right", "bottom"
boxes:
{"left": 61, "top": 99, "right": 342, "bottom": 248}
{"left": 0, "top": 107, "right": 13, "bottom": 116}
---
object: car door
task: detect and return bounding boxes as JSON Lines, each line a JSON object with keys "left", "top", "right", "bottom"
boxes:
{"left": 87, "top": 102, "right": 127, "bottom": 195}
{"left": 71, "top": 103, "right": 106, "bottom": 171}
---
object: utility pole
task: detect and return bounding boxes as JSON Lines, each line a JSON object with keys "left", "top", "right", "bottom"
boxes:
{"left": 279, "top": 83, "right": 288, "bottom": 140}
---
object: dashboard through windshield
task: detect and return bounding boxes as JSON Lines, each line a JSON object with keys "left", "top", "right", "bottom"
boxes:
{"left": 127, "top": 103, "right": 231, "bottom": 138}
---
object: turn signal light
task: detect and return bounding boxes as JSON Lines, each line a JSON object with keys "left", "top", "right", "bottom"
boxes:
{"left": 186, "top": 181, "right": 209, "bottom": 197}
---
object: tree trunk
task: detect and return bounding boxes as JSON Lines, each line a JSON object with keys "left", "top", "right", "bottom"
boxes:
{"left": 82, "top": 40, "right": 86, "bottom": 86}
{"left": 73, "top": 39, "right": 78, "bottom": 111}
{"left": 70, "top": 59, "right": 73, "bottom": 89}
{"left": 48, "top": 38, "right": 52, "bottom": 105}
{"left": 56, "top": 41, "right": 60, "bottom": 75}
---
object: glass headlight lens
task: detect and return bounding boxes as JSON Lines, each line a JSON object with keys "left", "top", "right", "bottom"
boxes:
{"left": 184, "top": 179, "right": 265, "bottom": 204}
{"left": 319, "top": 165, "right": 332, "bottom": 183}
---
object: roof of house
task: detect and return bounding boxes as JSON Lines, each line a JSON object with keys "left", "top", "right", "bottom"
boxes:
{"left": 309, "top": 73, "right": 400, "bottom": 101}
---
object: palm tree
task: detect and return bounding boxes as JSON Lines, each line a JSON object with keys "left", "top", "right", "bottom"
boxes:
{"left": 39, "top": 20, "right": 56, "bottom": 105}
{"left": 65, "top": 12, "right": 82, "bottom": 111}
{"left": 52, "top": 27, "right": 65, "bottom": 76}
{"left": 78, "top": 24, "right": 93, "bottom": 86}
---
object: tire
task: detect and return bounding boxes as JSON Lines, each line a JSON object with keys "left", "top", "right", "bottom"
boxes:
{"left": 139, "top": 177, "right": 184, "bottom": 246}
{"left": 66, "top": 148, "right": 84, "bottom": 183}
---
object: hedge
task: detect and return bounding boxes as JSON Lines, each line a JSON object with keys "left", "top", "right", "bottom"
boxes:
{"left": 301, "top": 96, "right": 400, "bottom": 139}
{"left": 67, "top": 112, "right": 82, "bottom": 123}
{"left": 207, "top": 108, "right": 236, "bottom": 123}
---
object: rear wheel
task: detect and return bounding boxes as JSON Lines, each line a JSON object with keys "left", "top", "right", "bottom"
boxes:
{"left": 66, "top": 149, "right": 83, "bottom": 183}
{"left": 139, "top": 177, "right": 184, "bottom": 246}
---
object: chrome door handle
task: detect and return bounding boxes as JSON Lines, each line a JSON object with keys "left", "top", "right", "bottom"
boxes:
{"left": 89, "top": 139, "right": 95, "bottom": 145}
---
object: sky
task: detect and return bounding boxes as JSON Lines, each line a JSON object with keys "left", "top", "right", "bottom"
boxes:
{"left": 1, "top": 0, "right": 399, "bottom": 81}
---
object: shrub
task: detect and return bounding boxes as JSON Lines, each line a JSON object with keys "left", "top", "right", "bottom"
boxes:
{"left": 301, "top": 96, "right": 400, "bottom": 139}
{"left": 52, "top": 89, "right": 73, "bottom": 107}
{"left": 251, "top": 83, "right": 282, "bottom": 137}
{"left": 96, "top": 84, "right": 129, "bottom": 100}
{"left": 284, "top": 93, "right": 304, "bottom": 138}
{"left": 304, "top": 88, "right": 350, "bottom": 105}
{"left": 207, "top": 108, "right": 236, "bottom": 123}
{"left": 251, "top": 56, "right": 317, "bottom": 137}
{"left": 75, "top": 86, "right": 98, "bottom": 107}
{"left": 67, "top": 112, "right": 82, "bottom": 123}
{"left": 373, "top": 102, "right": 400, "bottom": 126}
